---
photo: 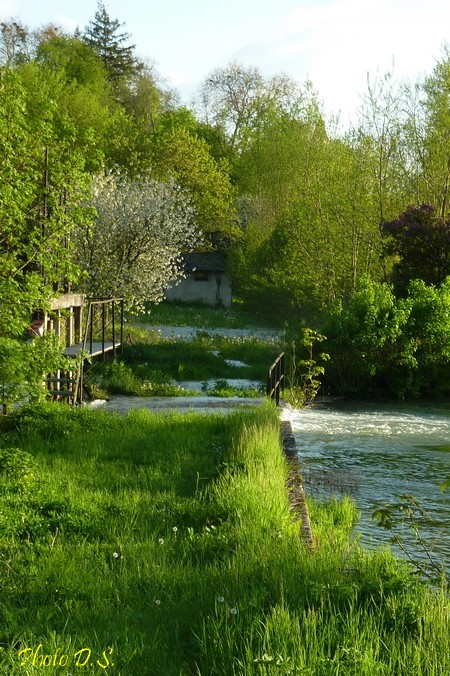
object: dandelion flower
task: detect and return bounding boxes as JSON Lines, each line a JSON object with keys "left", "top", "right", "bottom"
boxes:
{"left": 158, "top": 538, "right": 164, "bottom": 545}
{"left": 230, "top": 607, "right": 238, "bottom": 615}
{"left": 112, "top": 552, "right": 119, "bottom": 559}
{"left": 172, "top": 526, "right": 178, "bottom": 533}
{"left": 217, "top": 596, "right": 225, "bottom": 603}
{"left": 155, "top": 599, "right": 161, "bottom": 605}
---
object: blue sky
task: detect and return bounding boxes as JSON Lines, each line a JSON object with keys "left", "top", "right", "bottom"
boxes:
{"left": 1, "top": 0, "right": 449, "bottom": 125}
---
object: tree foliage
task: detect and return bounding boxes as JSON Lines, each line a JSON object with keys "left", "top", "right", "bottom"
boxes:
{"left": 0, "top": 67, "right": 91, "bottom": 337}
{"left": 151, "top": 125, "right": 238, "bottom": 246}
{"left": 0, "top": 333, "right": 73, "bottom": 412}
{"left": 199, "top": 61, "right": 300, "bottom": 152}
{"left": 231, "top": 104, "right": 386, "bottom": 318}
{"left": 83, "top": 1, "right": 138, "bottom": 85}
{"left": 323, "top": 276, "right": 450, "bottom": 398}
{"left": 421, "top": 48, "right": 450, "bottom": 215}
{"left": 74, "top": 173, "right": 200, "bottom": 311}
{"left": 382, "top": 204, "right": 450, "bottom": 294}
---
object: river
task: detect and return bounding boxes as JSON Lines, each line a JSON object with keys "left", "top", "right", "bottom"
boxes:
{"left": 284, "top": 400, "right": 450, "bottom": 574}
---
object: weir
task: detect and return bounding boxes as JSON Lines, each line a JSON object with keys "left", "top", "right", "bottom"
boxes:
{"left": 280, "top": 418, "right": 315, "bottom": 550}
{"left": 286, "top": 400, "right": 450, "bottom": 574}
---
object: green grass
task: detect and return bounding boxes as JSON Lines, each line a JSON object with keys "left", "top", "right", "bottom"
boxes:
{"left": 0, "top": 402, "right": 448, "bottom": 674}
{"left": 132, "top": 299, "right": 283, "bottom": 329}
{"left": 85, "top": 324, "right": 283, "bottom": 398}
{"left": 122, "top": 335, "right": 280, "bottom": 382}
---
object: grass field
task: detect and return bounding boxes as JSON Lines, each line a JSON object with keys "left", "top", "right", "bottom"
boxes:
{"left": 0, "top": 402, "right": 448, "bottom": 674}
{"left": 133, "top": 300, "right": 284, "bottom": 329}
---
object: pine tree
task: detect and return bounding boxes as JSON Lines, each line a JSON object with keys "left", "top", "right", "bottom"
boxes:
{"left": 83, "top": 2, "right": 137, "bottom": 84}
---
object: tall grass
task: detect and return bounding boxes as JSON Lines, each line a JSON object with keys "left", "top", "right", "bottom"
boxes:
{"left": 0, "top": 402, "right": 448, "bottom": 674}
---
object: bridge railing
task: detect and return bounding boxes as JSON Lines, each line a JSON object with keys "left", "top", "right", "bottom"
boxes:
{"left": 83, "top": 298, "right": 124, "bottom": 360}
{"left": 74, "top": 298, "right": 124, "bottom": 403}
{"left": 266, "top": 352, "right": 285, "bottom": 405}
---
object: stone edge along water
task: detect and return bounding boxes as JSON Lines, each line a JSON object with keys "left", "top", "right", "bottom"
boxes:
{"left": 280, "top": 412, "right": 315, "bottom": 550}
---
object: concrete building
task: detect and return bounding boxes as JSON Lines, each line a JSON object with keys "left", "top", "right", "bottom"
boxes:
{"left": 165, "top": 252, "right": 232, "bottom": 307}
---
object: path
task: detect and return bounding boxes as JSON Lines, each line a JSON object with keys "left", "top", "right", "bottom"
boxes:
{"left": 141, "top": 324, "right": 282, "bottom": 343}
{"left": 90, "top": 394, "right": 265, "bottom": 414}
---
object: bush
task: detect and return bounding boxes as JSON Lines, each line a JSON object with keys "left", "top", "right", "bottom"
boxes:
{"left": 323, "top": 275, "right": 450, "bottom": 398}
{"left": 0, "top": 333, "right": 75, "bottom": 412}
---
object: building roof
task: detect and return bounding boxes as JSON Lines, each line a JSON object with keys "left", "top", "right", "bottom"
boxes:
{"left": 183, "top": 251, "right": 227, "bottom": 273}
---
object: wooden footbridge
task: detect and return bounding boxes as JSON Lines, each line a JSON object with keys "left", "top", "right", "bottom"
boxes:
{"left": 42, "top": 294, "right": 124, "bottom": 405}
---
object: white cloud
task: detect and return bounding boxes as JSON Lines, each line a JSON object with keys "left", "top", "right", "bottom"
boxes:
{"left": 229, "top": 0, "right": 449, "bottom": 122}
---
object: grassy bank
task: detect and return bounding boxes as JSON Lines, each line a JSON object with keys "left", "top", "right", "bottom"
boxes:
{"left": 86, "top": 322, "right": 282, "bottom": 398}
{"left": 0, "top": 402, "right": 448, "bottom": 674}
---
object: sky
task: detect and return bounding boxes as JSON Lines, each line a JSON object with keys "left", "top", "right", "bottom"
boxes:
{"left": 1, "top": 0, "right": 449, "bottom": 126}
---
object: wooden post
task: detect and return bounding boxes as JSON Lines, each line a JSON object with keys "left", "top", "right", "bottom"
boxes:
{"left": 53, "top": 310, "right": 61, "bottom": 341}
{"left": 67, "top": 309, "right": 74, "bottom": 347}
{"left": 120, "top": 299, "right": 124, "bottom": 353}
{"left": 76, "top": 305, "right": 83, "bottom": 344}
{"left": 112, "top": 300, "right": 116, "bottom": 356}
{"left": 102, "top": 303, "right": 105, "bottom": 360}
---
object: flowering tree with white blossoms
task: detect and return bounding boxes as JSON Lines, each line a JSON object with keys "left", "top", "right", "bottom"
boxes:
{"left": 76, "top": 172, "right": 201, "bottom": 311}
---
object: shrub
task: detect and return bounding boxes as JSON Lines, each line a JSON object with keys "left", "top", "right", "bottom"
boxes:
{"left": 0, "top": 333, "right": 75, "bottom": 413}
{"left": 323, "top": 275, "right": 450, "bottom": 398}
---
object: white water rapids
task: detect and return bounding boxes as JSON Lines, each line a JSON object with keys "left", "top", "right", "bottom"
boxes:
{"left": 283, "top": 400, "right": 450, "bottom": 573}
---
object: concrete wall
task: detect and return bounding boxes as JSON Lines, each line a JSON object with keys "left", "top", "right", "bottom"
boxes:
{"left": 165, "top": 272, "right": 232, "bottom": 307}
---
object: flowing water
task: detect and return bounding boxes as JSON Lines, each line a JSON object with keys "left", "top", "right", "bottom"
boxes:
{"left": 284, "top": 400, "right": 450, "bottom": 573}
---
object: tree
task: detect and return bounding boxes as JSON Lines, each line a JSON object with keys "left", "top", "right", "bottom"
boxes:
{"left": 83, "top": 2, "right": 138, "bottom": 85}
{"left": 0, "top": 19, "right": 30, "bottom": 66}
{"left": 32, "top": 34, "right": 123, "bottom": 172}
{"left": 121, "top": 63, "right": 163, "bottom": 133}
{"left": 230, "top": 92, "right": 388, "bottom": 318}
{"left": 0, "top": 332, "right": 72, "bottom": 413}
{"left": 420, "top": 48, "right": 450, "bottom": 217}
{"left": 36, "top": 33, "right": 108, "bottom": 87}
{"left": 0, "top": 67, "right": 91, "bottom": 337}
{"left": 150, "top": 126, "right": 238, "bottom": 246}
{"left": 355, "top": 70, "right": 414, "bottom": 225}
{"left": 0, "top": 64, "right": 92, "bottom": 410}
{"left": 198, "top": 61, "right": 299, "bottom": 152}
{"left": 235, "top": 86, "right": 325, "bottom": 233}
{"left": 0, "top": 20, "right": 67, "bottom": 69}
{"left": 74, "top": 173, "right": 201, "bottom": 311}
{"left": 382, "top": 204, "right": 450, "bottom": 294}
{"left": 322, "top": 276, "right": 410, "bottom": 396}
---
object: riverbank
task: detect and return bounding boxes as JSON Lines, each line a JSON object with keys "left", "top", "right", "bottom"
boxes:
{"left": 0, "top": 402, "right": 448, "bottom": 674}
{"left": 285, "top": 399, "right": 450, "bottom": 580}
